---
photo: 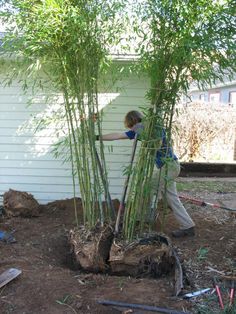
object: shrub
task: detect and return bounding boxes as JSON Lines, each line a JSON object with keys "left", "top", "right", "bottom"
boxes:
{"left": 173, "top": 102, "right": 236, "bottom": 162}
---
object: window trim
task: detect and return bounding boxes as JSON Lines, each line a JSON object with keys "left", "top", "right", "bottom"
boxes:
{"left": 208, "top": 91, "right": 220, "bottom": 103}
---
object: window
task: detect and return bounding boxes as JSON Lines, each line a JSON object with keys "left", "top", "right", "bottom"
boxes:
{"left": 199, "top": 94, "right": 205, "bottom": 102}
{"left": 229, "top": 91, "right": 236, "bottom": 106}
{"left": 209, "top": 92, "right": 220, "bottom": 103}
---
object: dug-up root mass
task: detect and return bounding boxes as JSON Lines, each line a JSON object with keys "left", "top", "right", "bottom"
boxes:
{"left": 69, "top": 226, "right": 175, "bottom": 278}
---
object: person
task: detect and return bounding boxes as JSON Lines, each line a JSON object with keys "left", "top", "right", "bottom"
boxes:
{"left": 98, "top": 110, "right": 195, "bottom": 238}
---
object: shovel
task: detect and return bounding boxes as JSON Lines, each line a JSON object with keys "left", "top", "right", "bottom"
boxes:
{"left": 115, "top": 134, "right": 138, "bottom": 234}
{"left": 0, "top": 268, "right": 22, "bottom": 289}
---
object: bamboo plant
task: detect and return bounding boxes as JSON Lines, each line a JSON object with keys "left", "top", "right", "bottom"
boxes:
{"left": 123, "top": 0, "right": 236, "bottom": 240}
{"left": 1, "top": 0, "right": 235, "bottom": 241}
{"left": 1, "top": 0, "right": 125, "bottom": 228}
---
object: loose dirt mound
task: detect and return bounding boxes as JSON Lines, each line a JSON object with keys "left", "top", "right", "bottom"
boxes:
{"left": 3, "top": 189, "right": 40, "bottom": 217}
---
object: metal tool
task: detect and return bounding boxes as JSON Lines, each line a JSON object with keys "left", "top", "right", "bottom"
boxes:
{"left": 0, "top": 268, "right": 22, "bottom": 289}
{"left": 115, "top": 134, "right": 138, "bottom": 234}
{"left": 183, "top": 288, "right": 212, "bottom": 299}
{"left": 98, "top": 299, "right": 191, "bottom": 314}
{"left": 179, "top": 194, "right": 236, "bottom": 212}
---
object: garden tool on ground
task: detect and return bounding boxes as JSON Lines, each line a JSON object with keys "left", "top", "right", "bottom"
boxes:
{"left": 98, "top": 299, "right": 191, "bottom": 314}
{"left": 115, "top": 134, "right": 138, "bottom": 234}
{"left": 183, "top": 288, "right": 212, "bottom": 299}
{"left": 213, "top": 277, "right": 224, "bottom": 309}
{"left": 165, "top": 190, "right": 236, "bottom": 212}
{"left": 152, "top": 179, "right": 236, "bottom": 213}
{"left": 178, "top": 194, "right": 236, "bottom": 211}
{"left": 212, "top": 277, "right": 235, "bottom": 310}
{"left": 0, "top": 268, "right": 22, "bottom": 289}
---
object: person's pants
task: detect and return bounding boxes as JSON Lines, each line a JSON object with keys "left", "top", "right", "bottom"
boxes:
{"left": 151, "top": 160, "right": 195, "bottom": 229}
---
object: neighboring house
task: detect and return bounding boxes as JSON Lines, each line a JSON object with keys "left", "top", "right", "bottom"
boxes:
{"left": 0, "top": 34, "right": 149, "bottom": 204}
{"left": 188, "top": 77, "right": 236, "bottom": 106}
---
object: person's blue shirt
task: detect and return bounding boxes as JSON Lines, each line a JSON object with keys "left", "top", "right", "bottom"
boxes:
{"left": 125, "top": 127, "right": 177, "bottom": 169}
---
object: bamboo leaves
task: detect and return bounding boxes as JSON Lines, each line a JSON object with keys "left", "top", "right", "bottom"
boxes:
{"left": 1, "top": 0, "right": 124, "bottom": 228}
{"left": 1, "top": 0, "right": 235, "bottom": 240}
{"left": 122, "top": 0, "right": 236, "bottom": 240}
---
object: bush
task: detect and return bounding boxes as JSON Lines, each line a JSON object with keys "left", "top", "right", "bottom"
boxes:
{"left": 173, "top": 102, "right": 236, "bottom": 162}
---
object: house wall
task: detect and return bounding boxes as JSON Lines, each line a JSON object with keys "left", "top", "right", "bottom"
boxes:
{"left": 220, "top": 86, "right": 236, "bottom": 105}
{"left": 190, "top": 84, "right": 236, "bottom": 105}
{"left": 0, "top": 73, "right": 149, "bottom": 205}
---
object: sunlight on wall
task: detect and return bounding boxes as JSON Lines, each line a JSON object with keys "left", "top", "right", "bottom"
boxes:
{"left": 17, "top": 92, "right": 120, "bottom": 156}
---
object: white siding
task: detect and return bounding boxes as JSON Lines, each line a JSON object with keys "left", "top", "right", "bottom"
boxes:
{"left": 0, "top": 74, "right": 149, "bottom": 204}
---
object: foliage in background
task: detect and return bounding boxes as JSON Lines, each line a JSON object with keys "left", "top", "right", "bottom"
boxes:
{"left": 173, "top": 102, "right": 236, "bottom": 162}
{"left": 0, "top": 0, "right": 125, "bottom": 228}
{"left": 122, "top": 0, "right": 236, "bottom": 240}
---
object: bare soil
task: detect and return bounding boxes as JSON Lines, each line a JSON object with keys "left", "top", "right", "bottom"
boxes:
{"left": 0, "top": 178, "right": 236, "bottom": 314}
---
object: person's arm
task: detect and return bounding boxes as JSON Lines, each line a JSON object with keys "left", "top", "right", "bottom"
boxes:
{"left": 99, "top": 132, "right": 129, "bottom": 141}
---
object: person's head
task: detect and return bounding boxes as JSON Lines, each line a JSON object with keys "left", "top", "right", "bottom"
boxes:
{"left": 124, "top": 110, "right": 143, "bottom": 129}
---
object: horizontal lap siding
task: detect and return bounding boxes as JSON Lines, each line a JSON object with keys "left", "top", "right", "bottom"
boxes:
{"left": 0, "top": 75, "right": 149, "bottom": 204}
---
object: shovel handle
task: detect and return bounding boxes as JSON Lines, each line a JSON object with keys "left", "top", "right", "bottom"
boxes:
{"left": 229, "top": 281, "right": 235, "bottom": 306}
{"left": 115, "top": 135, "right": 138, "bottom": 234}
{"left": 213, "top": 278, "right": 224, "bottom": 310}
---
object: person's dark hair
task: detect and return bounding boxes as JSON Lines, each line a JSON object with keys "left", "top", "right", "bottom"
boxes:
{"left": 124, "top": 110, "right": 143, "bottom": 128}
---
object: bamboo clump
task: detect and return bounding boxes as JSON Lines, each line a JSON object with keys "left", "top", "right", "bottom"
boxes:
{"left": 1, "top": 0, "right": 235, "bottom": 242}
{"left": 1, "top": 0, "right": 124, "bottom": 227}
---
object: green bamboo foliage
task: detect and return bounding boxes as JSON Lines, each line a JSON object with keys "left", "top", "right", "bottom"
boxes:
{"left": 1, "top": 0, "right": 124, "bottom": 228}
{"left": 1, "top": 0, "right": 235, "bottom": 240}
{"left": 123, "top": 0, "right": 236, "bottom": 240}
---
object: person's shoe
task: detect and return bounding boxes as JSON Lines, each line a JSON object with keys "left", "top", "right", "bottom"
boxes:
{"left": 171, "top": 227, "right": 195, "bottom": 238}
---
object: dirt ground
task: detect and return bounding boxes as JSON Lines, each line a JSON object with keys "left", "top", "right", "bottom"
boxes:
{"left": 0, "top": 178, "right": 236, "bottom": 314}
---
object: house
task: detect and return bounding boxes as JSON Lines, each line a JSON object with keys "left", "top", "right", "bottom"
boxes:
{"left": 188, "top": 76, "right": 236, "bottom": 106}
{"left": 0, "top": 33, "right": 149, "bottom": 204}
